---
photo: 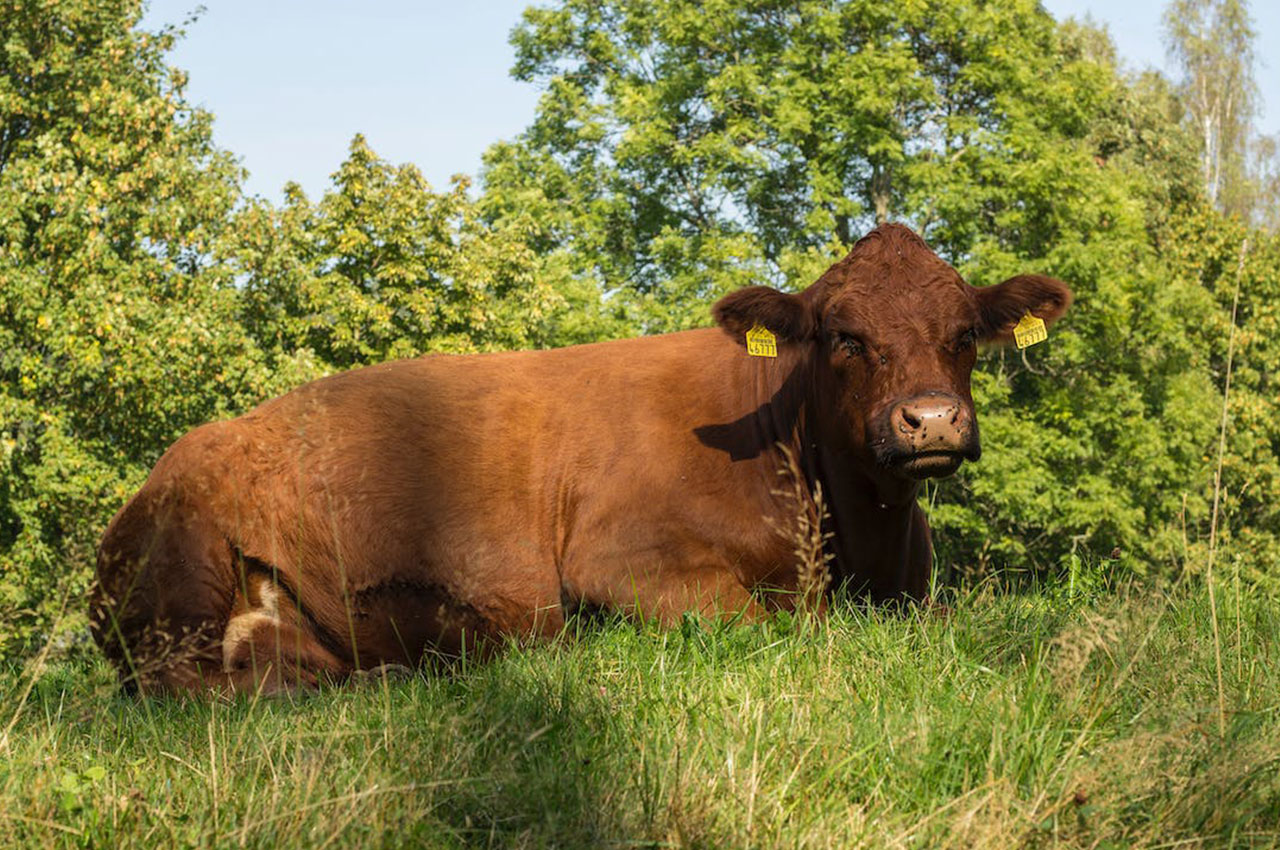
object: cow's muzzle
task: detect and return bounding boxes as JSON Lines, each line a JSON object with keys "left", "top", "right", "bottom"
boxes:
{"left": 882, "top": 392, "right": 980, "bottom": 479}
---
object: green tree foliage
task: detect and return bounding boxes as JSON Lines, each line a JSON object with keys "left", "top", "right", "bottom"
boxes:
{"left": 1157, "top": 207, "right": 1280, "bottom": 581}
{"left": 225, "top": 135, "right": 611, "bottom": 375}
{"left": 0, "top": 0, "right": 273, "bottom": 654}
{"left": 495, "top": 1, "right": 1199, "bottom": 321}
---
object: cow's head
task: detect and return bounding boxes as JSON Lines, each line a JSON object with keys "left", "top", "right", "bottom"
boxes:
{"left": 713, "top": 223, "right": 1071, "bottom": 482}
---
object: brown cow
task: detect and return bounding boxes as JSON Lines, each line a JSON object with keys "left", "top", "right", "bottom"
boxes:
{"left": 89, "top": 223, "right": 1070, "bottom": 694}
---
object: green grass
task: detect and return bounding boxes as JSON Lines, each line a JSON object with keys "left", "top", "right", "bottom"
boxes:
{"left": 2, "top": 583, "right": 1278, "bottom": 848}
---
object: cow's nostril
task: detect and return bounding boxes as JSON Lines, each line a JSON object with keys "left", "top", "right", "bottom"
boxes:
{"left": 901, "top": 408, "right": 922, "bottom": 430}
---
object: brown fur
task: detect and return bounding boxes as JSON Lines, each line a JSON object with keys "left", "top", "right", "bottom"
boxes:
{"left": 89, "top": 223, "right": 1071, "bottom": 694}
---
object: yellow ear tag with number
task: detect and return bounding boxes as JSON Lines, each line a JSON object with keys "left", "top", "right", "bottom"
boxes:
{"left": 745, "top": 324, "right": 777, "bottom": 357}
{"left": 1013, "top": 312, "right": 1047, "bottom": 350}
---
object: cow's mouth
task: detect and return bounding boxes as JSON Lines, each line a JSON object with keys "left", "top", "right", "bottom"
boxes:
{"left": 894, "top": 450, "right": 967, "bottom": 480}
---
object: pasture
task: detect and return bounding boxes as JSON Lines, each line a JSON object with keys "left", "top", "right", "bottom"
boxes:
{"left": 3, "top": 579, "right": 1277, "bottom": 848}
{"left": 3, "top": 5, "right": 1279, "bottom": 846}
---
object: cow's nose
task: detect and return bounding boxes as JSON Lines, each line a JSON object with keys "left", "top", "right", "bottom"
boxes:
{"left": 891, "top": 394, "right": 970, "bottom": 449}
{"left": 885, "top": 393, "right": 977, "bottom": 479}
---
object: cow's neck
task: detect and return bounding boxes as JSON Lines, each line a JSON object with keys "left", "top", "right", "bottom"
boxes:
{"left": 697, "top": 341, "right": 812, "bottom": 464}
{"left": 710, "top": 340, "right": 923, "bottom": 600}
{"left": 808, "top": 444, "right": 922, "bottom": 599}
{"left": 733, "top": 345, "right": 923, "bottom": 600}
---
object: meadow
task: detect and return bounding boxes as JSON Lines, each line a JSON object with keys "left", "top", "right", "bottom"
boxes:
{"left": 3, "top": 2, "right": 1279, "bottom": 847}
{"left": 2, "top": 577, "right": 1277, "bottom": 849}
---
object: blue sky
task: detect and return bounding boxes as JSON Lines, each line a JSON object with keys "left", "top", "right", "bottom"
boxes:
{"left": 141, "top": 0, "right": 1279, "bottom": 203}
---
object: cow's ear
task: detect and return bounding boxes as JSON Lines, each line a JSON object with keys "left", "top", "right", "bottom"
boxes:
{"left": 975, "top": 274, "right": 1073, "bottom": 345}
{"left": 712, "top": 286, "right": 815, "bottom": 345}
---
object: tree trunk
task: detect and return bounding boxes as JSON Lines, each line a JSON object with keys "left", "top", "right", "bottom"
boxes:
{"left": 871, "top": 165, "right": 891, "bottom": 224}
{"left": 835, "top": 213, "right": 851, "bottom": 246}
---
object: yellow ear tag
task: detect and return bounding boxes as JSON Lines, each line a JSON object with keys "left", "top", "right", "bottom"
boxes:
{"left": 745, "top": 324, "right": 777, "bottom": 357}
{"left": 1013, "top": 312, "right": 1047, "bottom": 350}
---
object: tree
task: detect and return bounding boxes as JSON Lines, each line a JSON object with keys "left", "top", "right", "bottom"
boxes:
{"left": 503, "top": 0, "right": 950, "bottom": 329}
{"left": 1162, "top": 0, "right": 1260, "bottom": 219}
{"left": 0, "top": 0, "right": 272, "bottom": 654}
{"left": 1157, "top": 207, "right": 1280, "bottom": 582}
{"left": 225, "top": 135, "right": 613, "bottom": 375}
{"left": 1243, "top": 133, "right": 1280, "bottom": 232}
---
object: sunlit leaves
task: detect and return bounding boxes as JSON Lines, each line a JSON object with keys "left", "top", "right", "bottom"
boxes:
{"left": 227, "top": 134, "right": 609, "bottom": 371}
{"left": 0, "top": 0, "right": 270, "bottom": 654}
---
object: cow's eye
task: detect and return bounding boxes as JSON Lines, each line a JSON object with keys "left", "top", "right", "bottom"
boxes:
{"left": 955, "top": 328, "right": 977, "bottom": 352}
{"left": 834, "top": 333, "right": 864, "bottom": 358}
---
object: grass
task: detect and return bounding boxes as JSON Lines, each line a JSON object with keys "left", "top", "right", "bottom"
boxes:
{"left": 2, "top": 580, "right": 1278, "bottom": 849}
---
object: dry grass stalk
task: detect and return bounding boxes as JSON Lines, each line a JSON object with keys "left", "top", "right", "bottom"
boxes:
{"left": 1206, "top": 236, "right": 1249, "bottom": 737}
{"left": 765, "top": 444, "right": 832, "bottom": 614}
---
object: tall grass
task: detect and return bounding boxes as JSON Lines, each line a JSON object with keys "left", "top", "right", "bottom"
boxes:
{"left": 2, "top": 579, "right": 1278, "bottom": 848}
{"left": 1205, "top": 237, "right": 1251, "bottom": 738}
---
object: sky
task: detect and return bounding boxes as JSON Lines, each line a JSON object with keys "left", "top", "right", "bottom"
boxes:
{"left": 140, "top": 0, "right": 1279, "bottom": 203}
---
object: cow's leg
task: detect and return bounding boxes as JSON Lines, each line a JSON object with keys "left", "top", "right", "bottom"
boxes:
{"left": 647, "top": 568, "right": 769, "bottom": 624}
{"left": 103, "top": 570, "right": 350, "bottom": 697}
{"left": 469, "top": 567, "right": 567, "bottom": 651}
{"left": 91, "top": 486, "right": 241, "bottom": 695}
{"left": 92, "top": 487, "right": 350, "bottom": 696}
{"left": 218, "top": 571, "right": 350, "bottom": 694}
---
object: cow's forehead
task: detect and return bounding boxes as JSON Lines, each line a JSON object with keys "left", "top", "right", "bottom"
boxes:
{"left": 815, "top": 225, "right": 977, "bottom": 331}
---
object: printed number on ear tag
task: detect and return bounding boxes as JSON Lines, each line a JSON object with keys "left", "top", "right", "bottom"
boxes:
{"left": 1013, "top": 312, "right": 1047, "bottom": 350}
{"left": 746, "top": 324, "right": 777, "bottom": 357}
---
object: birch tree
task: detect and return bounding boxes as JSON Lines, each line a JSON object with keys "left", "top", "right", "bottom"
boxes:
{"left": 1162, "top": 0, "right": 1258, "bottom": 214}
